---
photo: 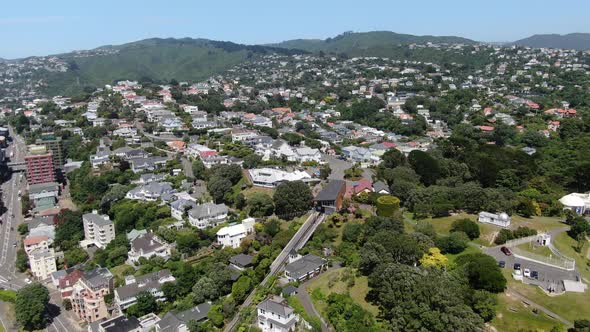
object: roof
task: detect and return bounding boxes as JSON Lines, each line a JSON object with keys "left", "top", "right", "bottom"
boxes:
{"left": 131, "top": 233, "right": 168, "bottom": 253}
{"left": 83, "top": 212, "right": 112, "bottom": 227}
{"left": 24, "top": 235, "right": 49, "bottom": 246}
{"left": 285, "top": 254, "right": 326, "bottom": 280}
{"left": 115, "top": 269, "right": 173, "bottom": 301}
{"left": 94, "top": 315, "right": 140, "bottom": 332}
{"left": 559, "top": 194, "right": 586, "bottom": 207}
{"left": 315, "top": 180, "right": 346, "bottom": 202}
{"left": 257, "top": 296, "right": 294, "bottom": 317}
{"left": 229, "top": 254, "right": 254, "bottom": 268}
{"left": 188, "top": 202, "right": 228, "bottom": 219}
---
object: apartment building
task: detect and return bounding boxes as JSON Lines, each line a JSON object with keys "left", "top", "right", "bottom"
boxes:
{"left": 29, "top": 248, "right": 57, "bottom": 280}
{"left": 25, "top": 144, "right": 56, "bottom": 185}
{"left": 69, "top": 268, "right": 114, "bottom": 323}
{"left": 80, "top": 210, "right": 115, "bottom": 249}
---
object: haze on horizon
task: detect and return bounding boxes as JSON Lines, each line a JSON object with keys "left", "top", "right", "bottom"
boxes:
{"left": 1, "top": 0, "right": 589, "bottom": 59}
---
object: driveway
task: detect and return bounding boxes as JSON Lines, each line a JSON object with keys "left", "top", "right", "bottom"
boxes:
{"left": 323, "top": 154, "right": 374, "bottom": 181}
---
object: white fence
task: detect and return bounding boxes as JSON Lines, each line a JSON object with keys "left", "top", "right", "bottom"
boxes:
{"left": 505, "top": 235, "right": 576, "bottom": 271}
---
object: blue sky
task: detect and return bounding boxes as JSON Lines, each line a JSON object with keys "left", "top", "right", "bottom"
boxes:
{"left": 1, "top": 0, "right": 588, "bottom": 59}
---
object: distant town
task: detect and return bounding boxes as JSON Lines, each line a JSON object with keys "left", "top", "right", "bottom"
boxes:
{"left": 0, "top": 39, "right": 589, "bottom": 332}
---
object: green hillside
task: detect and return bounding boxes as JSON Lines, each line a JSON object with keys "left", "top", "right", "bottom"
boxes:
{"left": 513, "top": 33, "right": 590, "bottom": 50}
{"left": 40, "top": 38, "right": 303, "bottom": 95}
{"left": 271, "top": 31, "right": 477, "bottom": 53}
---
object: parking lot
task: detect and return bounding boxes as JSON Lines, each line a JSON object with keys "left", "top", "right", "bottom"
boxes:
{"left": 483, "top": 245, "right": 581, "bottom": 293}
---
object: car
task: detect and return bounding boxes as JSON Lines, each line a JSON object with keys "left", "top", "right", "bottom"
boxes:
{"left": 524, "top": 268, "right": 531, "bottom": 278}
{"left": 501, "top": 246, "right": 512, "bottom": 256}
{"left": 498, "top": 261, "right": 506, "bottom": 268}
{"left": 531, "top": 271, "right": 539, "bottom": 279}
{"left": 24, "top": 278, "right": 31, "bottom": 284}
{"left": 514, "top": 263, "right": 521, "bottom": 270}
{"left": 12, "top": 242, "right": 16, "bottom": 247}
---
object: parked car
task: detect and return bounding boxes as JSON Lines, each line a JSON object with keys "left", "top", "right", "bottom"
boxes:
{"left": 514, "top": 263, "right": 521, "bottom": 270}
{"left": 499, "top": 261, "right": 506, "bottom": 268}
{"left": 24, "top": 278, "right": 31, "bottom": 284}
{"left": 501, "top": 246, "right": 512, "bottom": 256}
{"left": 524, "top": 268, "right": 531, "bottom": 278}
{"left": 531, "top": 271, "right": 539, "bottom": 279}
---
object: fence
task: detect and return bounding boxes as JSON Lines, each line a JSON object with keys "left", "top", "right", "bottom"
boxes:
{"left": 506, "top": 235, "right": 576, "bottom": 271}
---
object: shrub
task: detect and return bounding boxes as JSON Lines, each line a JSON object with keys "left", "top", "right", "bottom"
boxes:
{"left": 376, "top": 195, "right": 400, "bottom": 217}
{"left": 451, "top": 218, "right": 480, "bottom": 240}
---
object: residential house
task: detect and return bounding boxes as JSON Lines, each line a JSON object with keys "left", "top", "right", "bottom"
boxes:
{"left": 257, "top": 296, "right": 299, "bottom": 332}
{"left": 155, "top": 303, "right": 212, "bottom": 332}
{"left": 248, "top": 168, "right": 311, "bottom": 188}
{"left": 170, "top": 199, "right": 198, "bottom": 221}
{"left": 115, "top": 270, "right": 176, "bottom": 310}
{"left": 188, "top": 203, "right": 229, "bottom": 229}
{"left": 126, "top": 182, "right": 175, "bottom": 201}
{"left": 24, "top": 235, "right": 52, "bottom": 254}
{"left": 314, "top": 180, "right": 346, "bottom": 213}
{"left": 127, "top": 233, "right": 172, "bottom": 264}
{"left": 229, "top": 254, "right": 254, "bottom": 271}
{"left": 217, "top": 218, "right": 255, "bottom": 249}
{"left": 284, "top": 251, "right": 327, "bottom": 283}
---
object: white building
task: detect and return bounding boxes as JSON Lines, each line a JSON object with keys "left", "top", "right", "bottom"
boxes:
{"left": 249, "top": 168, "right": 311, "bottom": 188}
{"left": 559, "top": 193, "right": 590, "bottom": 215}
{"left": 114, "top": 270, "right": 175, "bottom": 310}
{"left": 478, "top": 211, "right": 511, "bottom": 227}
{"left": 217, "top": 218, "right": 255, "bottom": 249}
{"left": 257, "top": 296, "right": 299, "bottom": 332}
{"left": 29, "top": 248, "right": 57, "bottom": 280}
{"left": 80, "top": 210, "right": 115, "bottom": 249}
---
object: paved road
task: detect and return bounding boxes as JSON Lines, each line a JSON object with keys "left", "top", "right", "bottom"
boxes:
{"left": 297, "top": 279, "right": 331, "bottom": 332}
{"left": 482, "top": 228, "right": 580, "bottom": 293}
{"left": 223, "top": 212, "right": 325, "bottom": 332}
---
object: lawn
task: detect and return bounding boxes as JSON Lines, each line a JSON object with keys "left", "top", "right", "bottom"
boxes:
{"left": 491, "top": 292, "right": 563, "bottom": 332}
{"left": 404, "top": 212, "right": 565, "bottom": 248}
{"left": 445, "top": 244, "right": 481, "bottom": 266}
{"left": 507, "top": 278, "right": 590, "bottom": 324}
{"left": 552, "top": 232, "right": 590, "bottom": 281}
{"left": 241, "top": 186, "right": 274, "bottom": 199}
{"left": 516, "top": 241, "right": 554, "bottom": 258}
{"left": 304, "top": 268, "right": 379, "bottom": 317}
{"left": 110, "top": 264, "right": 135, "bottom": 279}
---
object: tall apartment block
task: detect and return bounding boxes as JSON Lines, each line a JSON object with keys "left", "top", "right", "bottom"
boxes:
{"left": 36, "top": 133, "right": 64, "bottom": 169}
{"left": 25, "top": 145, "right": 56, "bottom": 185}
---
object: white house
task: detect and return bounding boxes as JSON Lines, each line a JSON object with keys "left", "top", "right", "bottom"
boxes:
{"left": 249, "top": 168, "right": 311, "bottom": 188}
{"left": 217, "top": 218, "right": 255, "bottom": 248}
{"left": 257, "top": 296, "right": 299, "bottom": 332}
{"left": 478, "top": 211, "right": 511, "bottom": 227}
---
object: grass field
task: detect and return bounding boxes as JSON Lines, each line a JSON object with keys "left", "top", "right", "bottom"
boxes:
{"left": 404, "top": 212, "right": 564, "bottom": 248}
{"left": 242, "top": 186, "right": 275, "bottom": 199}
{"left": 445, "top": 244, "right": 481, "bottom": 266}
{"left": 516, "top": 241, "right": 554, "bottom": 258}
{"left": 110, "top": 264, "right": 135, "bottom": 279}
{"left": 552, "top": 232, "right": 590, "bottom": 281}
{"left": 491, "top": 292, "right": 563, "bottom": 332}
{"left": 305, "top": 268, "right": 379, "bottom": 317}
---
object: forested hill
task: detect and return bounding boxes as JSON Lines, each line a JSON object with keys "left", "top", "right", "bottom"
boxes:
{"left": 513, "top": 33, "right": 590, "bottom": 50}
{"left": 270, "top": 31, "right": 477, "bottom": 53}
{"left": 39, "top": 38, "right": 304, "bottom": 96}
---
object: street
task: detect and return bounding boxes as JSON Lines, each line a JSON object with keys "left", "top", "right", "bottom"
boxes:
{"left": 0, "top": 128, "right": 83, "bottom": 332}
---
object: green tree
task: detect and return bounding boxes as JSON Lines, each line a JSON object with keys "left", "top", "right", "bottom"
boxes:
{"left": 408, "top": 150, "right": 441, "bottom": 186}
{"left": 471, "top": 290, "right": 497, "bottom": 322}
{"left": 208, "top": 304, "right": 225, "bottom": 327}
{"left": 263, "top": 218, "right": 281, "bottom": 237}
{"left": 319, "top": 164, "right": 332, "bottom": 180}
{"left": 127, "top": 291, "right": 158, "bottom": 317}
{"left": 208, "top": 176, "right": 233, "bottom": 203}
{"left": 247, "top": 193, "right": 274, "bottom": 217}
{"left": 15, "top": 283, "right": 50, "bottom": 331}
{"left": 376, "top": 196, "right": 400, "bottom": 217}
{"left": 380, "top": 148, "right": 406, "bottom": 169}
{"left": 231, "top": 275, "right": 252, "bottom": 303}
{"left": 192, "top": 159, "right": 207, "bottom": 180}
{"left": 17, "top": 223, "right": 28, "bottom": 235}
{"left": 273, "top": 181, "right": 313, "bottom": 219}
{"left": 457, "top": 253, "right": 507, "bottom": 293}
{"left": 192, "top": 277, "right": 219, "bottom": 304}
{"left": 450, "top": 218, "right": 480, "bottom": 240}
{"left": 435, "top": 231, "right": 469, "bottom": 254}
